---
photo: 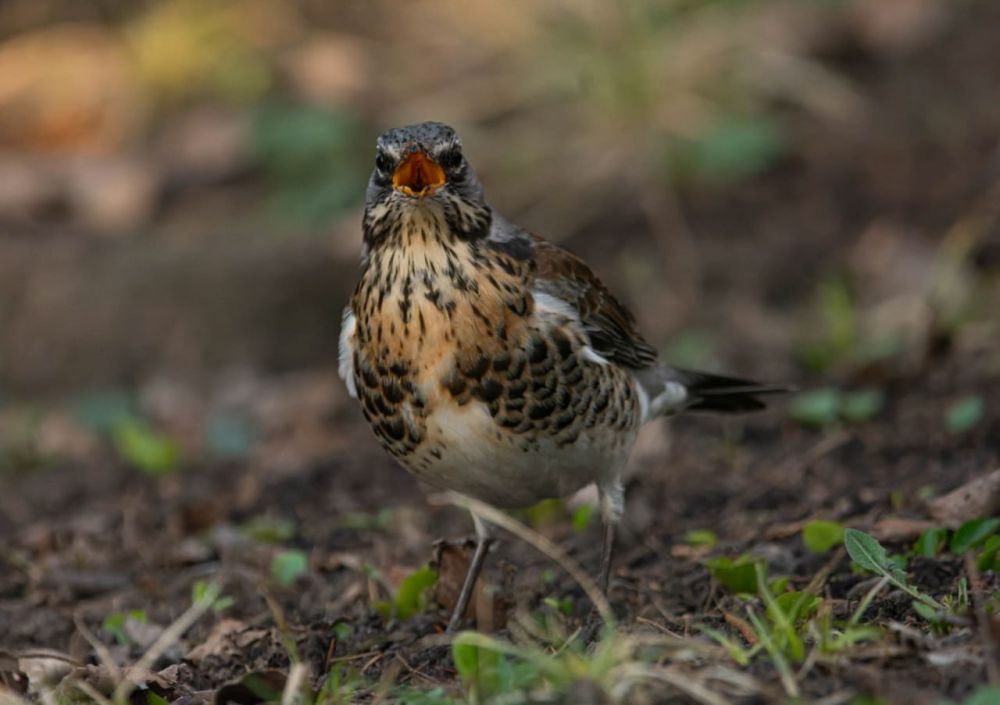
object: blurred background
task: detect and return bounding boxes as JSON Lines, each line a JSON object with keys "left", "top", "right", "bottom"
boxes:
{"left": 1, "top": 4, "right": 1000, "bottom": 693}
{"left": 0, "top": 0, "right": 997, "bottom": 508}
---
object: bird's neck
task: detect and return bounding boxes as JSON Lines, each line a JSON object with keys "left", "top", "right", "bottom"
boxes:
{"left": 362, "top": 194, "right": 492, "bottom": 251}
{"left": 352, "top": 204, "right": 528, "bottom": 371}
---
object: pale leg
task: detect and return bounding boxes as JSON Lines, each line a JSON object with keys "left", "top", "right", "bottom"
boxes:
{"left": 598, "top": 518, "right": 615, "bottom": 594}
{"left": 597, "top": 478, "right": 624, "bottom": 595}
{"left": 446, "top": 513, "right": 492, "bottom": 633}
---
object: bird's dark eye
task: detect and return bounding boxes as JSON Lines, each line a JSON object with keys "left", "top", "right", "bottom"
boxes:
{"left": 439, "top": 149, "right": 462, "bottom": 171}
{"left": 375, "top": 152, "right": 391, "bottom": 173}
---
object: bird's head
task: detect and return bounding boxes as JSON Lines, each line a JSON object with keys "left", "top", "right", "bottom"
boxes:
{"left": 363, "top": 122, "right": 491, "bottom": 248}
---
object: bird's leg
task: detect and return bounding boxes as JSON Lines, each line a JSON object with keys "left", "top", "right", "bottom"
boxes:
{"left": 598, "top": 517, "right": 615, "bottom": 594}
{"left": 446, "top": 513, "right": 492, "bottom": 634}
{"left": 580, "top": 479, "right": 624, "bottom": 643}
{"left": 597, "top": 479, "right": 624, "bottom": 595}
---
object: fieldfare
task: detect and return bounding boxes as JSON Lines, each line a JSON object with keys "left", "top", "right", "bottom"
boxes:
{"left": 339, "top": 122, "right": 783, "bottom": 632}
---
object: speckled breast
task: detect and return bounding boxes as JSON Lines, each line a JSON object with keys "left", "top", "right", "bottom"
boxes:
{"left": 349, "top": 219, "right": 641, "bottom": 505}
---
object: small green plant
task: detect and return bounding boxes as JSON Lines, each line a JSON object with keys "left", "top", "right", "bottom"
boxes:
{"left": 949, "top": 517, "right": 1000, "bottom": 554}
{"left": 684, "top": 529, "right": 718, "bottom": 548}
{"left": 945, "top": 395, "right": 984, "bottom": 433}
{"left": 663, "top": 330, "right": 719, "bottom": 370}
{"left": 393, "top": 565, "right": 438, "bottom": 621}
{"left": 369, "top": 564, "right": 439, "bottom": 622}
{"left": 666, "top": 115, "right": 786, "bottom": 183}
{"left": 914, "top": 527, "right": 948, "bottom": 557}
{"left": 271, "top": 549, "right": 309, "bottom": 587}
{"left": 844, "top": 528, "right": 943, "bottom": 613}
{"left": 703, "top": 563, "right": 836, "bottom": 697}
{"left": 251, "top": 103, "right": 368, "bottom": 226}
{"left": 147, "top": 692, "right": 171, "bottom": 705}
{"left": 102, "top": 609, "right": 148, "bottom": 646}
{"left": 242, "top": 515, "right": 297, "bottom": 544}
{"left": 789, "top": 388, "right": 884, "bottom": 428}
{"left": 73, "top": 390, "right": 137, "bottom": 432}
{"left": 192, "top": 580, "right": 235, "bottom": 613}
{"left": 111, "top": 417, "right": 182, "bottom": 475}
{"left": 911, "top": 519, "right": 1000, "bottom": 569}
{"left": 204, "top": 413, "right": 254, "bottom": 459}
{"left": 450, "top": 626, "right": 660, "bottom": 703}
{"left": 521, "top": 498, "right": 567, "bottom": 528}
{"left": 941, "top": 685, "right": 1000, "bottom": 705}
{"left": 802, "top": 519, "right": 844, "bottom": 554}
{"left": 796, "top": 277, "right": 904, "bottom": 374}
{"left": 314, "top": 667, "right": 368, "bottom": 705}
{"left": 840, "top": 389, "right": 885, "bottom": 423}
{"left": 977, "top": 535, "right": 1000, "bottom": 571}
{"left": 570, "top": 504, "right": 594, "bottom": 533}
{"left": 541, "top": 595, "right": 575, "bottom": 617}
{"left": 706, "top": 554, "right": 761, "bottom": 594}
{"left": 338, "top": 508, "right": 394, "bottom": 531}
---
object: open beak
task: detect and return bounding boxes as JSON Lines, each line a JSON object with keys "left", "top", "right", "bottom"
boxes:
{"left": 392, "top": 151, "right": 446, "bottom": 198}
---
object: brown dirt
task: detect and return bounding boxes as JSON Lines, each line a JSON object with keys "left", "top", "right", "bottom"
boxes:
{"left": 2, "top": 3, "right": 1000, "bottom": 703}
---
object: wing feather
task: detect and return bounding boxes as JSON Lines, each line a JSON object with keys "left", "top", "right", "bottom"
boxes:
{"left": 487, "top": 226, "right": 659, "bottom": 370}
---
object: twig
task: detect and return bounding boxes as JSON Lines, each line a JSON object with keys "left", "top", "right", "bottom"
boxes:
{"left": 620, "top": 664, "right": 729, "bottom": 705}
{"left": 634, "top": 616, "right": 685, "bottom": 639}
{"left": 848, "top": 577, "right": 890, "bottom": 628}
{"left": 72, "top": 614, "right": 122, "bottom": 686}
{"left": 745, "top": 607, "right": 800, "bottom": 698}
{"left": 280, "top": 662, "right": 308, "bottom": 705}
{"left": 965, "top": 553, "right": 999, "bottom": 684}
{"left": 325, "top": 650, "right": 380, "bottom": 665}
{"left": 111, "top": 585, "right": 218, "bottom": 704}
{"left": 803, "top": 547, "right": 845, "bottom": 597}
{"left": 447, "top": 492, "right": 614, "bottom": 629}
{"left": 263, "top": 590, "right": 301, "bottom": 663}
{"left": 70, "top": 679, "right": 113, "bottom": 705}
{"left": 360, "top": 652, "right": 384, "bottom": 674}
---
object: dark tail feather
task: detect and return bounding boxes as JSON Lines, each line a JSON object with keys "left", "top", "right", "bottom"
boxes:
{"left": 674, "top": 368, "right": 790, "bottom": 413}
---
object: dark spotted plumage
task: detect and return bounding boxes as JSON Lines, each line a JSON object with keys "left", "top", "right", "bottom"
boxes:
{"left": 338, "top": 121, "right": 785, "bottom": 631}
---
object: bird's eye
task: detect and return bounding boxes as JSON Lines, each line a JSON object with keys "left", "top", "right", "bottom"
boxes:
{"left": 439, "top": 149, "right": 462, "bottom": 171}
{"left": 375, "top": 152, "right": 391, "bottom": 173}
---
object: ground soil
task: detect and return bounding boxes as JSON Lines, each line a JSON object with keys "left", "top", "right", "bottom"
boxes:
{"left": 2, "top": 4, "right": 1000, "bottom": 703}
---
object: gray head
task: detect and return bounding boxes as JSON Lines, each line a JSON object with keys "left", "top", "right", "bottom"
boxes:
{"left": 363, "top": 122, "right": 491, "bottom": 247}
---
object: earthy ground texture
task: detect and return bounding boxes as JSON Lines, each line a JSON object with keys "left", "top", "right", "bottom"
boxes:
{"left": 2, "top": 1, "right": 1000, "bottom": 704}
{"left": 1, "top": 353, "right": 998, "bottom": 704}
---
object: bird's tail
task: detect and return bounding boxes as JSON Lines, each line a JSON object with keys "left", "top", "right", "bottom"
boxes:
{"left": 634, "top": 365, "right": 789, "bottom": 421}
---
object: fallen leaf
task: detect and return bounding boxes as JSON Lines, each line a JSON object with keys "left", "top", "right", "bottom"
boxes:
{"left": 432, "top": 541, "right": 476, "bottom": 618}
{"left": 185, "top": 620, "right": 267, "bottom": 665}
{"left": 670, "top": 544, "right": 713, "bottom": 559}
{"left": 871, "top": 517, "right": 935, "bottom": 542}
{"left": 928, "top": 470, "right": 1000, "bottom": 528}
{"left": 432, "top": 541, "right": 507, "bottom": 631}
{"left": 17, "top": 651, "right": 79, "bottom": 687}
{"left": 0, "top": 650, "right": 28, "bottom": 694}
{"left": 764, "top": 518, "right": 812, "bottom": 540}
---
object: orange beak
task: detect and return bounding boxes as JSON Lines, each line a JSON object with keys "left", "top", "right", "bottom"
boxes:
{"left": 392, "top": 151, "right": 446, "bottom": 197}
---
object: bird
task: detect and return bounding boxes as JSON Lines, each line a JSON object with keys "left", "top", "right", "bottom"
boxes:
{"left": 338, "top": 121, "right": 784, "bottom": 633}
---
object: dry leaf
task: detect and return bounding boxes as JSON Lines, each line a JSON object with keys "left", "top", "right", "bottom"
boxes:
{"left": 871, "top": 517, "right": 935, "bottom": 542}
{"left": 185, "top": 620, "right": 267, "bottom": 665}
{"left": 928, "top": 470, "right": 1000, "bottom": 528}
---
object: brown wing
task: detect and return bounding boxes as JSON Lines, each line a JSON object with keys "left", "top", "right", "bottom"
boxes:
{"left": 529, "top": 235, "right": 659, "bottom": 370}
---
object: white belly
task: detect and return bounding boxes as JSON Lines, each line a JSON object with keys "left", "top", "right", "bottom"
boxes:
{"left": 404, "top": 400, "right": 637, "bottom": 508}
